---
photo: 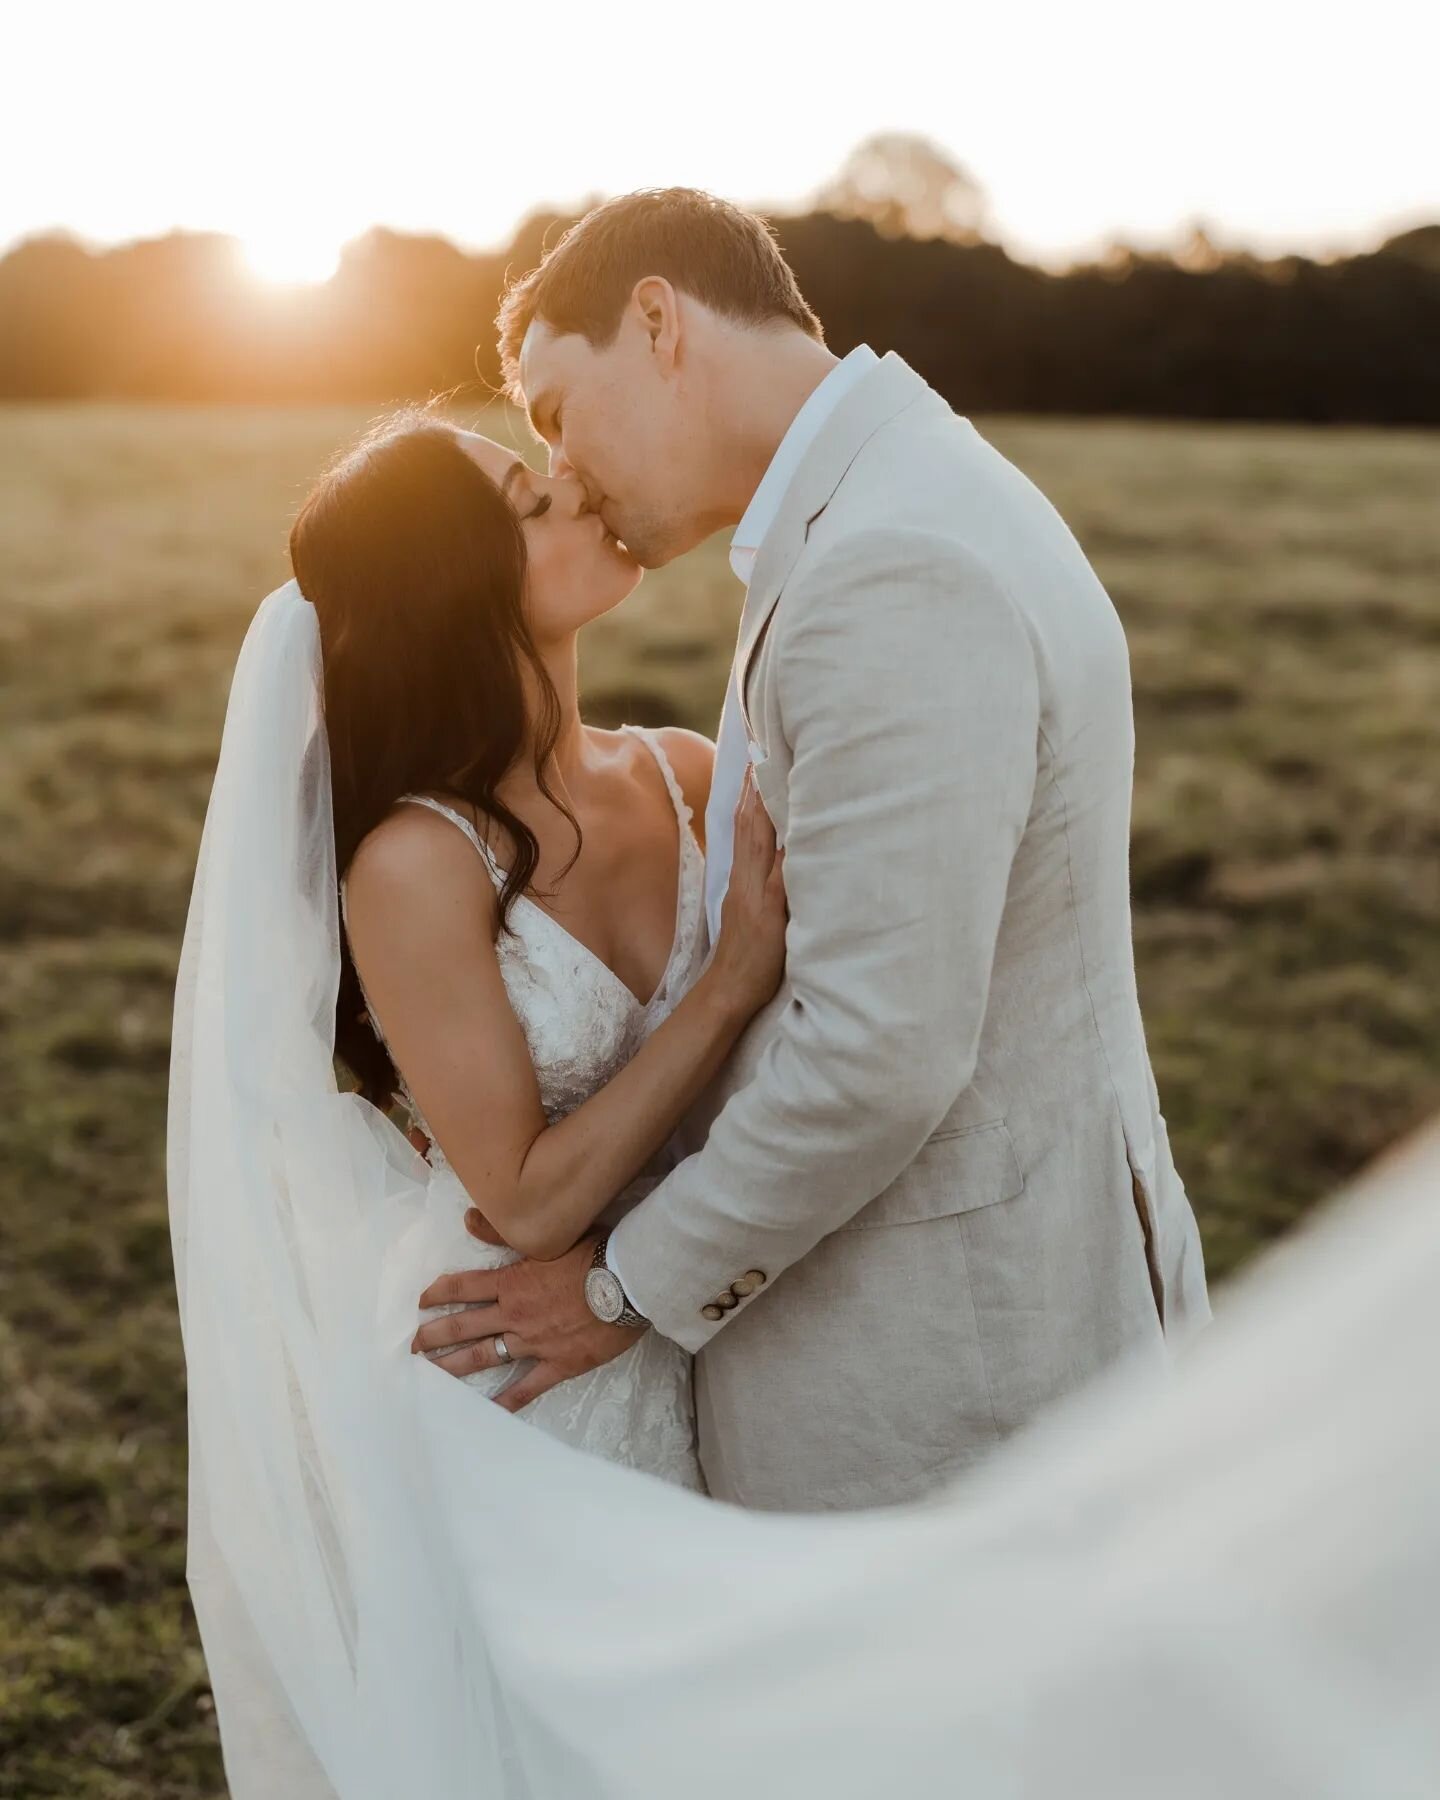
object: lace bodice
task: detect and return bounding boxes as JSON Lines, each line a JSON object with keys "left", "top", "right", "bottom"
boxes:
{"left": 344, "top": 725, "right": 706, "bottom": 1489}
{"left": 344, "top": 725, "right": 706, "bottom": 1159}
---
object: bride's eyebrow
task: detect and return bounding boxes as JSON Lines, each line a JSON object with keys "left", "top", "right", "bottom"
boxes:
{"left": 500, "top": 459, "right": 525, "bottom": 500}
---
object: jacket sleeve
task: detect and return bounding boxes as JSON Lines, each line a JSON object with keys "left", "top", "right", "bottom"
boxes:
{"left": 609, "top": 530, "right": 1041, "bottom": 1352}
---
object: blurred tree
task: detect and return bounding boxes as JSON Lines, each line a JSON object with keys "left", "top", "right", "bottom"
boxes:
{"left": 1379, "top": 223, "right": 1440, "bottom": 271}
{"left": 1175, "top": 220, "right": 1227, "bottom": 274}
{"left": 0, "top": 235, "right": 105, "bottom": 397}
{"left": 506, "top": 203, "right": 592, "bottom": 273}
{"left": 1, "top": 196, "right": 1438, "bottom": 421}
{"left": 815, "top": 132, "right": 989, "bottom": 242}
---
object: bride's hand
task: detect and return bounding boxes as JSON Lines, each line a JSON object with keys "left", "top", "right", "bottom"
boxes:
{"left": 709, "top": 764, "right": 787, "bottom": 1017}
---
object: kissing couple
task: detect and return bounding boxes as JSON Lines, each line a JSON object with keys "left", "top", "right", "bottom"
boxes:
{"left": 170, "top": 187, "right": 1209, "bottom": 1795}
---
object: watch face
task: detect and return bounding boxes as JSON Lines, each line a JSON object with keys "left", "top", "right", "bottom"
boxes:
{"left": 585, "top": 1266, "right": 624, "bottom": 1324}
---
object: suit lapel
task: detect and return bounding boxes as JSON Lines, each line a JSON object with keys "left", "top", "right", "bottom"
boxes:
{"left": 734, "top": 353, "right": 932, "bottom": 732}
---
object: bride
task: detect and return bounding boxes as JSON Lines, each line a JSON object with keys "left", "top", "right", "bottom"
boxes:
{"left": 169, "top": 408, "right": 782, "bottom": 1794}
{"left": 289, "top": 406, "right": 784, "bottom": 1475}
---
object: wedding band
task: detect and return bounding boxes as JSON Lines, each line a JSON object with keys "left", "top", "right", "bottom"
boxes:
{"left": 494, "top": 1333, "right": 512, "bottom": 1365}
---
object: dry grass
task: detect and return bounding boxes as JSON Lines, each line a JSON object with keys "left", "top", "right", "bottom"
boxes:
{"left": 1, "top": 402, "right": 1437, "bottom": 1796}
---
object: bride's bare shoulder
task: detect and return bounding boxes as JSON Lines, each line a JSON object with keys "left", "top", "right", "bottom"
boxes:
{"left": 344, "top": 800, "right": 497, "bottom": 921}
{"left": 651, "top": 726, "right": 715, "bottom": 828}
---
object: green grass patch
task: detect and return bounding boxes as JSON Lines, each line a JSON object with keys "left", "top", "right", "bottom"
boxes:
{"left": 1, "top": 403, "right": 1437, "bottom": 1793}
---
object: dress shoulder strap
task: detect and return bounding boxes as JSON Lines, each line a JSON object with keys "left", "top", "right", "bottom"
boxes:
{"left": 622, "top": 725, "right": 695, "bottom": 835}
{"left": 396, "top": 795, "right": 506, "bottom": 887}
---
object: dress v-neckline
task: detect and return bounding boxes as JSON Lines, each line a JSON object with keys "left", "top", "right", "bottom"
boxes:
{"left": 514, "top": 884, "right": 677, "bottom": 1017}
{"left": 492, "top": 726, "right": 695, "bottom": 1018}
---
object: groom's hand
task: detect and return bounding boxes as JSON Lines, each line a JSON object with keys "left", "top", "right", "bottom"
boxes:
{"left": 413, "top": 1237, "right": 643, "bottom": 1413}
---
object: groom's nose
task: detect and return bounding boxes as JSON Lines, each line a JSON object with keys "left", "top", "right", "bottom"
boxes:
{"left": 547, "top": 444, "right": 575, "bottom": 480}
{"left": 564, "top": 480, "right": 594, "bottom": 518}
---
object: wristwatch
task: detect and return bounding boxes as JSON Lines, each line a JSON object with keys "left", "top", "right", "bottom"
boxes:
{"left": 584, "top": 1234, "right": 649, "bottom": 1329}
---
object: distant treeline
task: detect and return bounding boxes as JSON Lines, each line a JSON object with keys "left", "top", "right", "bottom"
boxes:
{"left": 3, "top": 210, "right": 1439, "bottom": 423}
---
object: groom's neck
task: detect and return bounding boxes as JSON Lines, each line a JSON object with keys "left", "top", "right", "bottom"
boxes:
{"left": 709, "top": 330, "right": 841, "bottom": 521}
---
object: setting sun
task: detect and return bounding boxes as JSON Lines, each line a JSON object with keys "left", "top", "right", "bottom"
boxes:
{"left": 240, "top": 229, "right": 342, "bottom": 287}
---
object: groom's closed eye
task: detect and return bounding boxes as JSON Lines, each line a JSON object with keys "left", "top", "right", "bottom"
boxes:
{"left": 526, "top": 391, "right": 561, "bottom": 447}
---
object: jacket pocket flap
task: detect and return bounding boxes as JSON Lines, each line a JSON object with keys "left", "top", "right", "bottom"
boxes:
{"left": 842, "top": 1120, "right": 1025, "bottom": 1230}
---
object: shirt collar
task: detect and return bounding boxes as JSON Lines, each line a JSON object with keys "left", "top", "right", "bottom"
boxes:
{"left": 729, "top": 344, "right": 879, "bottom": 587}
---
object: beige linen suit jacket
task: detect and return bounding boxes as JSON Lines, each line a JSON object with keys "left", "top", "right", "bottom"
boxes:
{"left": 610, "top": 352, "right": 1211, "bottom": 1511}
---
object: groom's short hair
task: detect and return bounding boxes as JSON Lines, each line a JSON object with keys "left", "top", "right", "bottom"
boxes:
{"left": 497, "top": 188, "right": 823, "bottom": 397}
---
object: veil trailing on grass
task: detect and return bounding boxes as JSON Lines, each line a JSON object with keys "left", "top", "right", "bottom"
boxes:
{"left": 170, "top": 581, "right": 1439, "bottom": 1800}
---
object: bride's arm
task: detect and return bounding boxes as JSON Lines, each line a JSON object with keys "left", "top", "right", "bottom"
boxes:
{"left": 343, "top": 777, "right": 783, "bottom": 1263}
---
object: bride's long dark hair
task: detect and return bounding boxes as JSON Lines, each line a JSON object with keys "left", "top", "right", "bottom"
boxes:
{"left": 290, "top": 407, "right": 576, "bottom": 1106}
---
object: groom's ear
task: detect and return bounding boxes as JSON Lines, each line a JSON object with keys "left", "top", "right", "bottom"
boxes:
{"left": 631, "top": 276, "right": 681, "bottom": 375}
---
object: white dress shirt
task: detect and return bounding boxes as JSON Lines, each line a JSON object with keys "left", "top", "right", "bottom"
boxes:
{"left": 608, "top": 345, "right": 878, "bottom": 1317}
{"left": 703, "top": 344, "right": 879, "bottom": 943}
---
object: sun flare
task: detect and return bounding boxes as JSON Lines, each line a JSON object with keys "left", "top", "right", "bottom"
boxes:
{"left": 240, "top": 230, "right": 342, "bottom": 287}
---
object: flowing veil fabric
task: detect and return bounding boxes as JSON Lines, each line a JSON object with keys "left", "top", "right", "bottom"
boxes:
{"left": 169, "top": 583, "right": 554, "bottom": 1796}
{"left": 171, "top": 583, "right": 1439, "bottom": 1799}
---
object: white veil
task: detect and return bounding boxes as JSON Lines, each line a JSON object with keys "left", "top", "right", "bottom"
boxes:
{"left": 169, "top": 582, "right": 566, "bottom": 1796}
{"left": 171, "top": 581, "right": 1439, "bottom": 1799}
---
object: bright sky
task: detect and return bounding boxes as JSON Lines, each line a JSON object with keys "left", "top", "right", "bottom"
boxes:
{"left": 7, "top": 0, "right": 1437, "bottom": 283}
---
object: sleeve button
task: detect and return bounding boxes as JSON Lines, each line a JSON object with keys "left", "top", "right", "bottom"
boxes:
{"left": 745, "top": 1270, "right": 767, "bottom": 1287}
{"left": 701, "top": 1304, "right": 724, "bottom": 1322}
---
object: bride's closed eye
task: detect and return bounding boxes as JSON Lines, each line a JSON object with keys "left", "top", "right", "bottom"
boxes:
{"left": 501, "top": 458, "right": 551, "bottom": 524}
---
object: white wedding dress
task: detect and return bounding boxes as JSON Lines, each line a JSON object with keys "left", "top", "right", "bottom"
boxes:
{"left": 342, "top": 726, "right": 704, "bottom": 1486}
{"left": 171, "top": 586, "right": 1440, "bottom": 1800}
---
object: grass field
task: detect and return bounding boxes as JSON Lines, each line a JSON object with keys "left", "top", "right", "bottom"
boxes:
{"left": 1, "top": 402, "right": 1437, "bottom": 1797}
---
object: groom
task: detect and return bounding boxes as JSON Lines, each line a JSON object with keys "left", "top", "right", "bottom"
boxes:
{"left": 422, "top": 189, "right": 1210, "bottom": 1511}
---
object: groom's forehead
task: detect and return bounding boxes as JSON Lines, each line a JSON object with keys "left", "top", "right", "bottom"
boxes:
{"left": 518, "top": 321, "right": 587, "bottom": 436}
{"left": 518, "top": 319, "right": 565, "bottom": 395}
